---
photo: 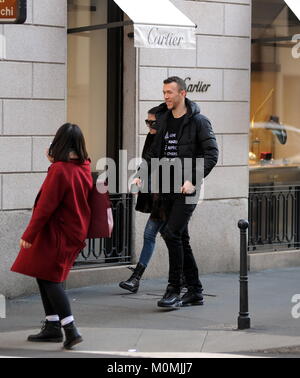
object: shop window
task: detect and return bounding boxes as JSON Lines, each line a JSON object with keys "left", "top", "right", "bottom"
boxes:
{"left": 68, "top": 0, "right": 102, "bottom": 29}
{"left": 68, "top": 2, "right": 132, "bottom": 266}
{"left": 67, "top": 0, "right": 123, "bottom": 171}
{"left": 250, "top": 0, "right": 300, "bottom": 184}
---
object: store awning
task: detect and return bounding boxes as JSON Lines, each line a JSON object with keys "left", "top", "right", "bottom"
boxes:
{"left": 284, "top": 0, "right": 300, "bottom": 20}
{"left": 113, "top": 0, "right": 196, "bottom": 49}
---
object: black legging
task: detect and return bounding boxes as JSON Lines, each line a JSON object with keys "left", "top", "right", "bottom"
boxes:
{"left": 36, "top": 279, "right": 72, "bottom": 320}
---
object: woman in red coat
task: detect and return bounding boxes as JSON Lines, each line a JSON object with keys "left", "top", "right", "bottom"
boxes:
{"left": 11, "top": 123, "right": 93, "bottom": 350}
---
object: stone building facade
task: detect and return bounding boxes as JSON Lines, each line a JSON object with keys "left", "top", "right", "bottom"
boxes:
{"left": 3, "top": 0, "right": 292, "bottom": 298}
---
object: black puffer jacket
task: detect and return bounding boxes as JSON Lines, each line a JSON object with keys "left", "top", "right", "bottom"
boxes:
{"left": 142, "top": 98, "right": 219, "bottom": 185}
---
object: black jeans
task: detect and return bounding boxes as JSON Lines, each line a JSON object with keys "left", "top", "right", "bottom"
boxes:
{"left": 36, "top": 279, "right": 72, "bottom": 320}
{"left": 161, "top": 194, "right": 202, "bottom": 291}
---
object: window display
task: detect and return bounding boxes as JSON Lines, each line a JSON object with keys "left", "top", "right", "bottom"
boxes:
{"left": 250, "top": 0, "right": 300, "bottom": 183}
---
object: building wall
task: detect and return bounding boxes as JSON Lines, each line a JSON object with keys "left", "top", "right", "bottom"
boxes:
{"left": 134, "top": 0, "right": 251, "bottom": 279}
{"left": 0, "top": 0, "right": 254, "bottom": 297}
{"left": 3, "top": 0, "right": 296, "bottom": 298}
{"left": 0, "top": 0, "right": 67, "bottom": 297}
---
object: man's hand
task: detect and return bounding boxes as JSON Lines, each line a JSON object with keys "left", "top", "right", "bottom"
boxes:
{"left": 19, "top": 239, "right": 32, "bottom": 249}
{"left": 181, "top": 181, "right": 196, "bottom": 195}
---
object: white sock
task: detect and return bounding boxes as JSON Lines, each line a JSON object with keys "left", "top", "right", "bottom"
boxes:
{"left": 46, "top": 315, "right": 60, "bottom": 322}
{"left": 61, "top": 315, "right": 74, "bottom": 327}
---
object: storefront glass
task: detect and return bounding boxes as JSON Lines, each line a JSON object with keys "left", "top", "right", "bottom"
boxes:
{"left": 250, "top": 0, "right": 300, "bottom": 185}
{"left": 249, "top": 1, "right": 300, "bottom": 252}
{"left": 67, "top": 1, "right": 131, "bottom": 266}
{"left": 67, "top": 0, "right": 108, "bottom": 170}
{"left": 67, "top": 0, "right": 106, "bottom": 29}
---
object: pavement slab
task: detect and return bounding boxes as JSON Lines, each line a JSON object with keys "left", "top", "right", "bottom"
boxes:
{"left": 0, "top": 267, "right": 300, "bottom": 358}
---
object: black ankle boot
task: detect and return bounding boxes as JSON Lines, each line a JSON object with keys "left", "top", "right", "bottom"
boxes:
{"left": 63, "top": 322, "right": 83, "bottom": 350}
{"left": 119, "top": 263, "right": 146, "bottom": 293}
{"left": 27, "top": 320, "right": 63, "bottom": 343}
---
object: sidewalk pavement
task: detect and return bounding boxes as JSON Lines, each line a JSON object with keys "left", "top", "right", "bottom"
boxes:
{"left": 0, "top": 267, "right": 300, "bottom": 358}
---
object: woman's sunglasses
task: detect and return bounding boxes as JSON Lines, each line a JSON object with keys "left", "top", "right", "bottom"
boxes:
{"left": 145, "top": 120, "right": 157, "bottom": 128}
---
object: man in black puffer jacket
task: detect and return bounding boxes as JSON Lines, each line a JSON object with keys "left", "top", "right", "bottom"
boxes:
{"left": 134, "top": 76, "right": 219, "bottom": 308}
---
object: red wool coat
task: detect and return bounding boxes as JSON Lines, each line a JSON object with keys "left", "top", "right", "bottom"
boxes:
{"left": 11, "top": 160, "right": 93, "bottom": 282}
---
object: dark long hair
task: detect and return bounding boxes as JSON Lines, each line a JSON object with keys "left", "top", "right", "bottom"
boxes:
{"left": 49, "top": 123, "right": 89, "bottom": 164}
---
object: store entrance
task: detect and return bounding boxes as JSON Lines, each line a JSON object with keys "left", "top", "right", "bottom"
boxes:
{"left": 67, "top": 0, "right": 132, "bottom": 267}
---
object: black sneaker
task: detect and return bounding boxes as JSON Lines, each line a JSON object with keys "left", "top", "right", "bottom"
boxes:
{"left": 27, "top": 320, "right": 63, "bottom": 343}
{"left": 180, "top": 287, "right": 204, "bottom": 307}
{"left": 157, "top": 285, "right": 182, "bottom": 308}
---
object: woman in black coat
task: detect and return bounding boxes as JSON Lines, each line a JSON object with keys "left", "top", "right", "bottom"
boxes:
{"left": 119, "top": 107, "right": 169, "bottom": 293}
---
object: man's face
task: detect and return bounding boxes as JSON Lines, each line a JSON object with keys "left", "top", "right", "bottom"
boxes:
{"left": 163, "top": 82, "right": 186, "bottom": 111}
{"left": 147, "top": 113, "right": 157, "bottom": 135}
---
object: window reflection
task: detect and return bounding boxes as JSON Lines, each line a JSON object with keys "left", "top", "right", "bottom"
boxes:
{"left": 67, "top": 0, "right": 108, "bottom": 171}
{"left": 68, "top": 0, "right": 103, "bottom": 29}
{"left": 250, "top": 0, "right": 300, "bottom": 175}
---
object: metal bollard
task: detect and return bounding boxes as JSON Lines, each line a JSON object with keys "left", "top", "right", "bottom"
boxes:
{"left": 237, "top": 219, "right": 251, "bottom": 330}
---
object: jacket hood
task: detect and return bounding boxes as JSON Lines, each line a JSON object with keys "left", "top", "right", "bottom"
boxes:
{"left": 186, "top": 98, "right": 201, "bottom": 118}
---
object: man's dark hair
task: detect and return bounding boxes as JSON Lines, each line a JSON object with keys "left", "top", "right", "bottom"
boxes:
{"left": 49, "top": 123, "right": 89, "bottom": 164}
{"left": 148, "top": 106, "right": 161, "bottom": 115}
{"left": 163, "top": 76, "right": 187, "bottom": 92}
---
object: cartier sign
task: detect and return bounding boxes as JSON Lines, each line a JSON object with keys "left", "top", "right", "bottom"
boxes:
{"left": 148, "top": 27, "right": 185, "bottom": 48}
{"left": 184, "top": 77, "right": 211, "bottom": 93}
{"left": 0, "top": 0, "right": 26, "bottom": 23}
{"left": 134, "top": 24, "right": 196, "bottom": 50}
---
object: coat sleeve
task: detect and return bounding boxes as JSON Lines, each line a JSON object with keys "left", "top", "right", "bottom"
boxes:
{"left": 196, "top": 115, "right": 219, "bottom": 179}
{"left": 133, "top": 134, "right": 159, "bottom": 181}
{"left": 21, "top": 164, "right": 68, "bottom": 244}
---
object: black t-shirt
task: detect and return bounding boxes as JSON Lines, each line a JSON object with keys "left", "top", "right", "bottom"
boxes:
{"left": 163, "top": 113, "right": 185, "bottom": 159}
{"left": 161, "top": 113, "right": 185, "bottom": 193}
